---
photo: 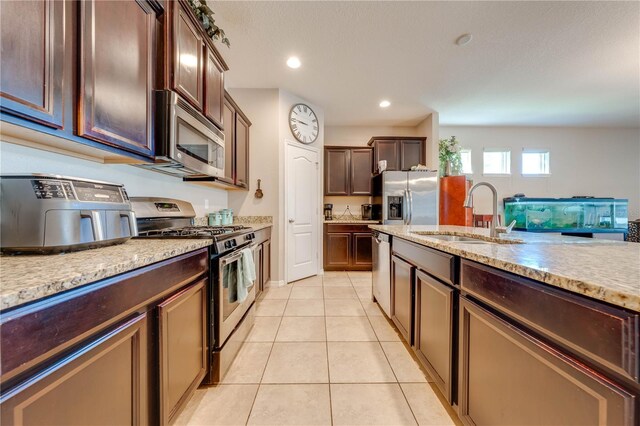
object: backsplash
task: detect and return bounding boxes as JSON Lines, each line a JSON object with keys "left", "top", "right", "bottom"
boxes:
{"left": 195, "top": 215, "right": 273, "bottom": 226}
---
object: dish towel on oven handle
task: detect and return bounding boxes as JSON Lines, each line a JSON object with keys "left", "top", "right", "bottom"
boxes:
{"left": 236, "top": 247, "right": 256, "bottom": 303}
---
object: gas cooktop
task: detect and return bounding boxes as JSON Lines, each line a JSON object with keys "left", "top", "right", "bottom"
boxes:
{"left": 137, "top": 225, "right": 251, "bottom": 239}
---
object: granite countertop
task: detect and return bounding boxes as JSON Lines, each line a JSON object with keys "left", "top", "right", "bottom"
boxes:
{"left": 250, "top": 223, "right": 273, "bottom": 231}
{"left": 370, "top": 225, "right": 640, "bottom": 312}
{"left": 0, "top": 239, "right": 212, "bottom": 311}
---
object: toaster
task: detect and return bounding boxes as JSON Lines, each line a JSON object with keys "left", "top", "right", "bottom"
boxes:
{"left": 1, "top": 174, "right": 137, "bottom": 254}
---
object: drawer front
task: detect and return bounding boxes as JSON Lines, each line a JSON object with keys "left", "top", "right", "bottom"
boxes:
{"left": 393, "top": 238, "right": 457, "bottom": 285}
{"left": 461, "top": 260, "right": 639, "bottom": 383}
{"left": 325, "top": 224, "right": 372, "bottom": 233}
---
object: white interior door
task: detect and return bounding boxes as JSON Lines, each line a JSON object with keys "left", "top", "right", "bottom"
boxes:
{"left": 286, "top": 142, "right": 319, "bottom": 282}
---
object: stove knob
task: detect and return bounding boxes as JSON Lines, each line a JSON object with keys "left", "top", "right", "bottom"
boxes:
{"left": 224, "top": 241, "right": 232, "bottom": 249}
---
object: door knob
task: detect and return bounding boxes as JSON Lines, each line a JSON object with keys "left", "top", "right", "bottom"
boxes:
{"left": 289, "top": 219, "right": 295, "bottom": 223}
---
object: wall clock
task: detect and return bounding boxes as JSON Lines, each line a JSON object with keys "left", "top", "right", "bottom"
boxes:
{"left": 289, "top": 103, "right": 319, "bottom": 144}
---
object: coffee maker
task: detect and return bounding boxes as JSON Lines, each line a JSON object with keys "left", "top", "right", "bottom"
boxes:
{"left": 324, "top": 204, "right": 333, "bottom": 220}
{"left": 361, "top": 204, "right": 373, "bottom": 220}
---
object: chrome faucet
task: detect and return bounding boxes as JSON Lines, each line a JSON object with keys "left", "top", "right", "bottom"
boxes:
{"left": 463, "top": 182, "right": 500, "bottom": 237}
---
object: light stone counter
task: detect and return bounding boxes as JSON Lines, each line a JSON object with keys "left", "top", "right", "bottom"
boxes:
{"left": 0, "top": 239, "right": 212, "bottom": 311}
{"left": 369, "top": 225, "right": 640, "bottom": 312}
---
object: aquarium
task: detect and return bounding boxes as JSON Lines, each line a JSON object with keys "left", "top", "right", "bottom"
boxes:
{"left": 503, "top": 197, "right": 628, "bottom": 233}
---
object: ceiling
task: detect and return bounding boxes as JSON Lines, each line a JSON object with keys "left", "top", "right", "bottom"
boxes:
{"left": 213, "top": 1, "right": 640, "bottom": 127}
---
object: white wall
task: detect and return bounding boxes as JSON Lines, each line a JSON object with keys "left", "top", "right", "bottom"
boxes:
{"left": 228, "top": 89, "right": 325, "bottom": 283}
{"left": 439, "top": 126, "right": 640, "bottom": 219}
{"left": 0, "top": 142, "right": 227, "bottom": 216}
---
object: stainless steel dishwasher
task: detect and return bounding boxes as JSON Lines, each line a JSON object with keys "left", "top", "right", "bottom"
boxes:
{"left": 372, "top": 231, "right": 391, "bottom": 317}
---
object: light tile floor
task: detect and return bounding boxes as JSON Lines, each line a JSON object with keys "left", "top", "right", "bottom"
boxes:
{"left": 175, "top": 272, "right": 457, "bottom": 426}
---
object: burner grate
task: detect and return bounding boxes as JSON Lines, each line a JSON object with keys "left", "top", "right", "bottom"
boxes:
{"left": 138, "top": 225, "right": 249, "bottom": 238}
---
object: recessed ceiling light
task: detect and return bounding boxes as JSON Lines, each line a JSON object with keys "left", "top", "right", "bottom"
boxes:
{"left": 379, "top": 100, "right": 391, "bottom": 108}
{"left": 286, "top": 56, "right": 301, "bottom": 69}
{"left": 455, "top": 33, "right": 473, "bottom": 46}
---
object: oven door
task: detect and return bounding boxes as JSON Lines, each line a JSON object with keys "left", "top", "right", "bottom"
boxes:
{"left": 217, "top": 246, "right": 256, "bottom": 347}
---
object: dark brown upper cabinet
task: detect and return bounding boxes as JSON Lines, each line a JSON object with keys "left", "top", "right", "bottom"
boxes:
{"left": 204, "top": 46, "right": 225, "bottom": 129}
{"left": 368, "top": 137, "right": 427, "bottom": 172}
{"left": 219, "top": 92, "right": 251, "bottom": 189}
{"left": 173, "top": 3, "right": 204, "bottom": 110}
{"left": 78, "top": 0, "right": 157, "bottom": 157}
{"left": 0, "top": 0, "right": 65, "bottom": 129}
{"left": 350, "top": 148, "right": 373, "bottom": 195}
{"left": 169, "top": 0, "right": 229, "bottom": 132}
{"left": 325, "top": 148, "right": 351, "bottom": 195}
{"left": 324, "top": 146, "right": 373, "bottom": 196}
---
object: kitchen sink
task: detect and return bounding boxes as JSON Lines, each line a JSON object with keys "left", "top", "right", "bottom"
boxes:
{"left": 411, "top": 232, "right": 524, "bottom": 244}
{"left": 423, "top": 234, "right": 492, "bottom": 243}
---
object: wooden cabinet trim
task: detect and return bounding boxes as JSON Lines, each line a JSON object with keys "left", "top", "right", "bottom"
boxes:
{"left": 458, "top": 297, "right": 636, "bottom": 425}
{"left": 367, "top": 136, "right": 427, "bottom": 146}
{"left": 0, "top": 0, "right": 65, "bottom": 129}
{"left": 1, "top": 313, "right": 148, "bottom": 425}
{"left": 158, "top": 279, "right": 207, "bottom": 425}
{"left": 461, "top": 259, "right": 640, "bottom": 383}
{"left": 0, "top": 249, "right": 208, "bottom": 385}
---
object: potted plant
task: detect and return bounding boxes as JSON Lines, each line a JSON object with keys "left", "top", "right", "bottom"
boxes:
{"left": 439, "top": 136, "right": 463, "bottom": 177}
{"left": 188, "top": 0, "right": 230, "bottom": 47}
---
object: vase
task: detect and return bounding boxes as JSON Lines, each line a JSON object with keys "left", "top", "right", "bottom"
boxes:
{"left": 444, "top": 161, "right": 452, "bottom": 177}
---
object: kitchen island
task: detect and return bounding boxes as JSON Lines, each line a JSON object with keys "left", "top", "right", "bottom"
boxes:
{"left": 370, "top": 224, "right": 639, "bottom": 426}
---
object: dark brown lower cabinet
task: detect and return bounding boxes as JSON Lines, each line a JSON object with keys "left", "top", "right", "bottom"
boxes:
{"left": 413, "top": 270, "right": 454, "bottom": 403}
{"left": 391, "top": 255, "right": 414, "bottom": 342}
{"left": 324, "top": 224, "right": 372, "bottom": 271}
{"left": 158, "top": 279, "right": 207, "bottom": 425}
{"left": 262, "top": 239, "right": 271, "bottom": 287}
{"left": 458, "top": 296, "right": 636, "bottom": 426}
{"left": 1, "top": 313, "right": 148, "bottom": 425}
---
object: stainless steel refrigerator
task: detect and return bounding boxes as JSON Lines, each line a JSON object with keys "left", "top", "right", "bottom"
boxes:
{"left": 372, "top": 171, "right": 439, "bottom": 225}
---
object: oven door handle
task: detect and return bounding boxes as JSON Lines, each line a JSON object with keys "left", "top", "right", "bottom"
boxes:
{"left": 221, "top": 251, "right": 244, "bottom": 266}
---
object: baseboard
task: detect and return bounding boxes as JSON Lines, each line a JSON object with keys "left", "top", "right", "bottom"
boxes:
{"left": 266, "top": 280, "right": 286, "bottom": 288}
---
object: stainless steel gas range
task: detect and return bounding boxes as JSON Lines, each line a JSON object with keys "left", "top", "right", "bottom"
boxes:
{"left": 131, "top": 197, "right": 256, "bottom": 385}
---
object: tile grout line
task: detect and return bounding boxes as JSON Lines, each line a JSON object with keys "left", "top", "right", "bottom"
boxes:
{"left": 245, "top": 289, "right": 288, "bottom": 425}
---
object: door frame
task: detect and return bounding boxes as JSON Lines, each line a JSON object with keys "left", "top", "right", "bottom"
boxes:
{"left": 284, "top": 140, "right": 321, "bottom": 284}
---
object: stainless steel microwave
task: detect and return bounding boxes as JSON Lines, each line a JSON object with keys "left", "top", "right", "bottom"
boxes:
{"left": 137, "top": 90, "right": 225, "bottom": 178}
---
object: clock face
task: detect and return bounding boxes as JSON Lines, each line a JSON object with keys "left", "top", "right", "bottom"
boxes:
{"left": 289, "top": 103, "right": 319, "bottom": 144}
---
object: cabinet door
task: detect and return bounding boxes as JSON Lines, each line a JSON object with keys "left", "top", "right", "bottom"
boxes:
{"left": 221, "top": 97, "right": 235, "bottom": 184}
{"left": 173, "top": 3, "right": 204, "bottom": 109}
{"left": 399, "top": 140, "right": 425, "bottom": 170}
{"left": 1, "top": 314, "right": 148, "bottom": 425}
{"left": 391, "top": 255, "right": 414, "bottom": 342}
{"left": 414, "top": 271, "right": 454, "bottom": 402}
{"left": 325, "top": 148, "right": 350, "bottom": 195}
{"left": 204, "top": 46, "right": 224, "bottom": 129}
{"left": 373, "top": 140, "right": 400, "bottom": 171}
{"left": 458, "top": 297, "right": 636, "bottom": 426}
{"left": 0, "top": 0, "right": 64, "bottom": 128}
{"left": 352, "top": 232, "right": 373, "bottom": 268}
{"left": 235, "top": 114, "right": 250, "bottom": 188}
{"left": 324, "top": 232, "right": 351, "bottom": 269}
{"left": 158, "top": 280, "right": 207, "bottom": 425}
{"left": 350, "top": 148, "right": 373, "bottom": 195}
{"left": 78, "top": 0, "right": 155, "bottom": 156}
{"left": 262, "top": 240, "right": 271, "bottom": 287}
{"left": 254, "top": 243, "right": 263, "bottom": 293}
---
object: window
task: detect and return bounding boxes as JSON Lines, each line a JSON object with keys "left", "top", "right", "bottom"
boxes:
{"left": 483, "top": 149, "right": 511, "bottom": 175}
{"left": 460, "top": 149, "right": 473, "bottom": 174}
{"left": 522, "top": 150, "right": 550, "bottom": 175}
